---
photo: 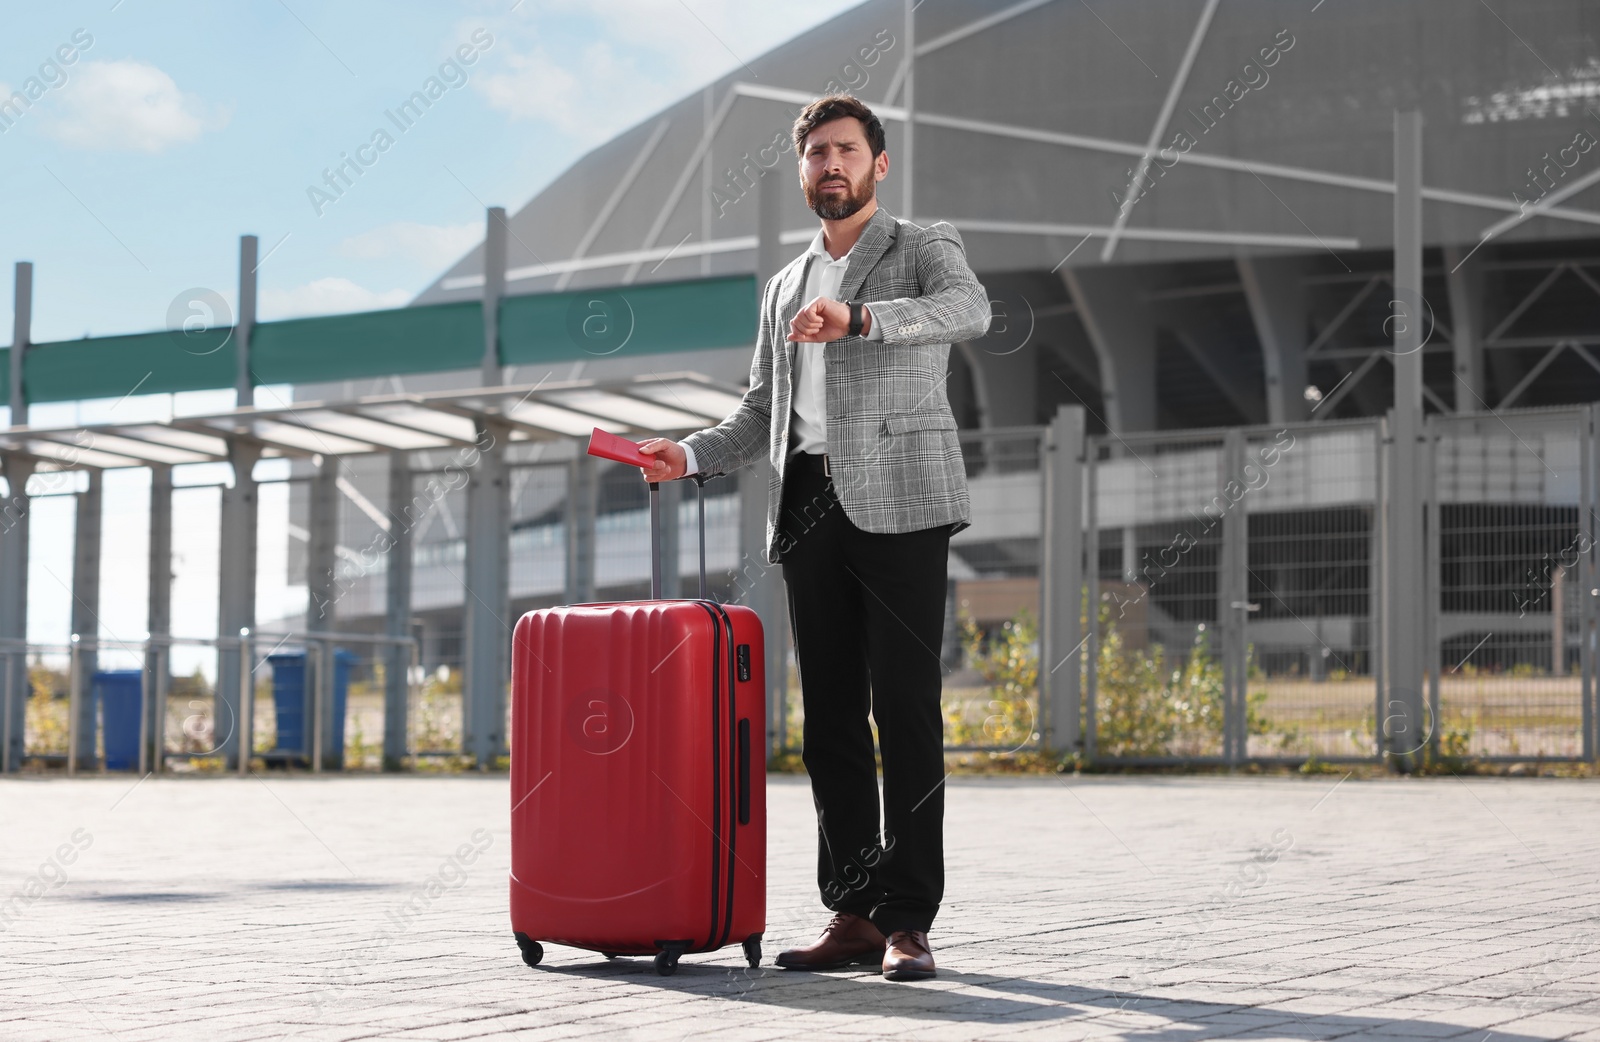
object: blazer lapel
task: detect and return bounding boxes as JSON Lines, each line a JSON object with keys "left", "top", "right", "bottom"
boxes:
{"left": 773, "top": 252, "right": 814, "bottom": 411}
{"left": 835, "top": 206, "right": 898, "bottom": 304}
{"left": 779, "top": 253, "right": 814, "bottom": 332}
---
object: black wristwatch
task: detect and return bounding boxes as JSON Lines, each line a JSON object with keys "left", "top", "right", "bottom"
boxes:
{"left": 848, "top": 300, "right": 865, "bottom": 338}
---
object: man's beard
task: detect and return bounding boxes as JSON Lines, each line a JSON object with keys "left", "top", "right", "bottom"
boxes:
{"left": 804, "top": 167, "right": 874, "bottom": 220}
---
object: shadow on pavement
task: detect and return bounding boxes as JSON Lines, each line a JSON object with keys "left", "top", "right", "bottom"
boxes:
{"left": 530, "top": 956, "right": 1563, "bottom": 1041}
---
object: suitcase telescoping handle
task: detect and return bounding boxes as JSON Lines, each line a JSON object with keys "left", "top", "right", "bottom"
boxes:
{"left": 586, "top": 429, "right": 708, "bottom": 602}
{"left": 647, "top": 477, "right": 709, "bottom": 600}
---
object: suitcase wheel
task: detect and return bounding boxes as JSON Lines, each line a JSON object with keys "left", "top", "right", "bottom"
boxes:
{"left": 653, "top": 950, "right": 680, "bottom": 976}
{"left": 742, "top": 934, "right": 763, "bottom": 968}
{"left": 600, "top": 952, "right": 619, "bottom": 961}
{"left": 513, "top": 932, "right": 543, "bottom": 968}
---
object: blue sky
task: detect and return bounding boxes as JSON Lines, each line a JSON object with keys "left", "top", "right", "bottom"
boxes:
{"left": 1, "top": 0, "right": 863, "bottom": 345}
{"left": 1, "top": 0, "right": 861, "bottom": 653}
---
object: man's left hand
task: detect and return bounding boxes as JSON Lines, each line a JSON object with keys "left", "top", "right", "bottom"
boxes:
{"left": 787, "top": 296, "right": 867, "bottom": 343}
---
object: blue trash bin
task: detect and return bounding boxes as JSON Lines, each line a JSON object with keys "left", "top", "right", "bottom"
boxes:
{"left": 268, "top": 650, "right": 355, "bottom": 762}
{"left": 93, "top": 670, "right": 143, "bottom": 771}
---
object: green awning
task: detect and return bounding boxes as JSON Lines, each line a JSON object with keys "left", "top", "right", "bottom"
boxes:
{"left": 4, "top": 275, "right": 758, "bottom": 406}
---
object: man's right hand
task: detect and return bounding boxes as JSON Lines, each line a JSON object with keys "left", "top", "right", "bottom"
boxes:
{"left": 637, "top": 438, "right": 687, "bottom": 482}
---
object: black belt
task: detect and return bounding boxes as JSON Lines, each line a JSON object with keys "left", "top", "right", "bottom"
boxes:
{"left": 789, "top": 450, "right": 831, "bottom": 476}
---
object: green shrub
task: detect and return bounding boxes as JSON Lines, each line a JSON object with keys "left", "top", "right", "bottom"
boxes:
{"left": 1094, "top": 603, "right": 1228, "bottom": 758}
{"left": 954, "top": 611, "right": 1039, "bottom": 749}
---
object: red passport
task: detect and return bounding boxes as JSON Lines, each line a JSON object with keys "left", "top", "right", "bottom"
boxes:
{"left": 587, "top": 427, "right": 655, "bottom": 468}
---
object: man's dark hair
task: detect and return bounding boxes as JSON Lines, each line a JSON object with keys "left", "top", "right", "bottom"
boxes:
{"left": 792, "top": 93, "right": 886, "bottom": 158}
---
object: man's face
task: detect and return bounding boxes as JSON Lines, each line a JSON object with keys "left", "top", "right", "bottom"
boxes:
{"left": 800, "top": 116, "right": 886, "bottom": 220}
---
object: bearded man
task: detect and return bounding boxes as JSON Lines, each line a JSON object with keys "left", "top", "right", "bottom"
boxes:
{"left": 638, "top": 92, "right": 990, "bottom": 982}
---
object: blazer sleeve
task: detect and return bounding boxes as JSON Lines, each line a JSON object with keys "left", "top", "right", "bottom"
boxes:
{"left": 679, "top": 275, "right": 778, "bottom": 477}
{"left": 863, "top": 222, "right": 992, "bottom": 347}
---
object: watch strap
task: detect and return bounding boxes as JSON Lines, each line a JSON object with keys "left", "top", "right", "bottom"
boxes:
{"left": 847, "top": 300, "right": 864, "bottom": 338}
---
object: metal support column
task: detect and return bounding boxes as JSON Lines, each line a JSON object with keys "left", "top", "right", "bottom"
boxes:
{"left": 71, "top": 469, "right": 103, "bottom": 766}
{"left": 1041, "top": 405, "right": 1086, "bottom": 758}
{"left": 1386, "top": 110, "right": 1427, "bottom": 771}
{"left": 1424, "top": 421, "right": 1442, "bottom": 759}
{"left": 236, "top": 235, "right": 256, "bottom": 408}
{"left": 1443, "top": 244, "right": 1485, "bottom": 408}
{"left": 463, "top": 418, "right": 510, "bottom": 767}
{"left": 1060, "top": 266, "right": 1158, "bottom": 434}
{"left": 4, "top": 263, "right": 32, "bottom": 773}
{"left": 145, "top": 464, "right": 173, "bottom": 774}
{"left": 1219, "top": 429, "right": 1250, "bottom": 764}
{"left": 1370, "top": 416, "right": 1388, "bottom": 759}
{"left": 10, "top": 261, "right": 30, "bottom": 424}
{"left": 482, "top": 206, "right": 507, "bottom": 387}
{"left": 902, "top": 0, "right": 915, "bottom": 221}
{"left": 1238, "top": 256, "right": 1312, "bottom": 424}
{"left": 1583, "top": 405, "right": 1597, "bottom": 762}
{"left": 217, "top": 439, "right": 261, "bottom": 770}
{"left": 384, "top": 451, "right": 413, "bottom": 771}
{"left": 1083, "top": 450, "right": 1100, "bottom": 763}
{"left": 306, "top": 452, "right": 341, "bottom": 769}
{"left": 307, "top": 453, "right": 338, "bottom": 628}
{"left": 0, "top": 454, "right": 33, "bottom": 772}
{"left": 564, "top": 455, "right": 597, "bottom": 604}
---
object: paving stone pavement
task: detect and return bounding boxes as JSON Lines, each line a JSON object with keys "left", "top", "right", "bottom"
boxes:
{"left": 2, "top": 772, "right": 1599, "bottom": 1041}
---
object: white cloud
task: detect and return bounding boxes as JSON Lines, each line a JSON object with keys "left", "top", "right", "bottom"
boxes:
{"left": 477, "top": 40, "right": 652, "bottom": 144}
{"left": 469, "top": 1, "right": 863, "bottom": 143}
{"left": 337, "top": 221, "right": 481, "bottom": 265}
{"left": 260, "top": 277, "right": 409, "bottom": 320}
{"left": 44, "top": 60, "right": 229, "bottom": 153}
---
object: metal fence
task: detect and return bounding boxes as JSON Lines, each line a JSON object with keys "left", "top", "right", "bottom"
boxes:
{"left": 961, "top": 405, "right": 1600, "bottom": 766}
{"left": 1427, "top": 406, "right": 1594, "bottom": 761}
{"left": 3, "top": 631, "right": 418, "bottom": 774}
{"left": 10, "top": 406, "right": 1600, "bottom": 771}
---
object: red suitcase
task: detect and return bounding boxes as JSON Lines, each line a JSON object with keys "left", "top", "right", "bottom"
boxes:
{"left": 509, "top": 448, "right": 767, "bottom": 976}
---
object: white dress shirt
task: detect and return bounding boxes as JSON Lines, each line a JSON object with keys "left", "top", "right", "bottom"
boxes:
{"left": 683, "top": 225, "right": 883, "bottom": 476}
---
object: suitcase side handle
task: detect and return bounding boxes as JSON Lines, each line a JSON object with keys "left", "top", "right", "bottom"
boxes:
{"left": 737, "top": 717, "right": 751, "bottom": 825}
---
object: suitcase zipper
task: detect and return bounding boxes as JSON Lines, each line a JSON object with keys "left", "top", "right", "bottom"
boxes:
{"left": 710, "top": 602, "right": 739, "bottom": 952}
{"left": 692, "top": 600, "right": 724, "bottom": 953}
{"left": 688, "top": 600, "right": 741, "bottom": 955}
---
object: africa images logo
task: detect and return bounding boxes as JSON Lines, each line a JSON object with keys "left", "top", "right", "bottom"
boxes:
{"left": 565, "top": 687, "right": 634, "bottom": 755}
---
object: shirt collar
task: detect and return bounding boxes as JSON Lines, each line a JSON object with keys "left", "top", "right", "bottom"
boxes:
{"left": 806, "top": 227, "right": 855, "bottom": 263}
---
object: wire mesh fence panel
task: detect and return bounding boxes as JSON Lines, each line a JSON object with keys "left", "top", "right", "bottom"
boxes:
{"left": 168, "top": 483, "right": 221, "bottom": 694}
{"left": 160, "top": 638, "right": 227, "bottom": 763}
{"left": 1088, "top": 431, "right": 1232, "bottom": 761}
{"left": 333, "top": 460, "right": 390, "bottom": 622}
{"left": 20, "top": 647, "right": 72, "bottom": 761}
{"left": 409, "top": 469, "right": 469, "bottom": 626}
{"left": 257, "top": 477, "right": 310, "bottom": 628}
{"left": 509, "top": 463, "right": 568, "bottom": 606}
{"left": 949, "top": 429, "right": 1044, "bottom": 751}
{"left": 1431, "top": 408, "right": 1590, "bottom": 759}
{"left": 404, "top": 466, "right": 467, "bottom": 758}
{"left": 1243, "top": 424, "right": 1380, "bottom": 760}
{"left": 19, "top": 491, "right": 76, "bottom": 761}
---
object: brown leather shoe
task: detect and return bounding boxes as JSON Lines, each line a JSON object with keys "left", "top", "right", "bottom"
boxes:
{"left": 774, "top": 912, "right": 886, "bottom": 970}
{"left": 882, "top": 929, "right": 936, "bottom": 981}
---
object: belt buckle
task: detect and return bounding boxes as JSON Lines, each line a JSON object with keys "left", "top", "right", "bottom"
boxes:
{"left": 822, "top": 452, "right": 830, "bottom": 477}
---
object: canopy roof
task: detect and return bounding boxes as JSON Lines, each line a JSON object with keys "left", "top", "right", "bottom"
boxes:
{"left": 0, "top": 372, "right": 745, "bottom": 471}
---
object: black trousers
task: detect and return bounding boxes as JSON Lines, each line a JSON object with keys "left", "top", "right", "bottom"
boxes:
{"left": 776, "top": 451, "right": 950, "bottom": 937}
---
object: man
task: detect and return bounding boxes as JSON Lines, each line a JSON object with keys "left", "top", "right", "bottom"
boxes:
{"left": 637, "top": 93, "right": 989, "bottom": 982}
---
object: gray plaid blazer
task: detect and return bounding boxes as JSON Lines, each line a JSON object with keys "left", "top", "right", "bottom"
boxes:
{"left": 683, "top": 206, "right": 991, "bottom": 565}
